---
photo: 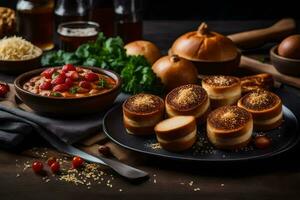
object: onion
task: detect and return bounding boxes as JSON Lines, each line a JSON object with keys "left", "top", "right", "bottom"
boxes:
{"left": 152, "top": 55, "right": 198, "bottom": 91}
{"left": 124, "top": 40, "right": 161, "bottom": 64}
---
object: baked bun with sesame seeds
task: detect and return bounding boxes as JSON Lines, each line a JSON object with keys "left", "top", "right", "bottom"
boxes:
{"left": 165, "top": 84, "right": 210, "bottom": 124}
{"left": 237, "top": 90, "right": 282, "bottom": 131}
{"left": 202, "top": 75, "right": 241, "bottom": 108}
{"left": 123, "top": 93, "right": 164, "bottom": 135}
{"left": 207, "top": 106, "right": 253, "bottom": 150}
{"left": 155, "top": 116, "right": 197, "bottom": 152}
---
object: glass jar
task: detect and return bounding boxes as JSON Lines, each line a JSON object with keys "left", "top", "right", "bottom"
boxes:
{"left": 16, "top": 0, "right": 55, "bottom": 51}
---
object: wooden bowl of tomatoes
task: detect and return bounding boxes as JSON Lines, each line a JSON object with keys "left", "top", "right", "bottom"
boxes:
{"left": 14, "top": 64, "right": 122, "bottom": 116}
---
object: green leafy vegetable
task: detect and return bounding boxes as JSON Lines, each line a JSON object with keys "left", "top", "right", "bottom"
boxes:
{"left": 41, "top": 33, "right": 163, "bottom": 94}
{"left": 51, "top": 92, "right": 62, "bottom": 97}
{"left": 69, "top": 87, "right": 78, "bottom": 94}
{"left": 97, "top": 78, "right": 107, "bottom": 88}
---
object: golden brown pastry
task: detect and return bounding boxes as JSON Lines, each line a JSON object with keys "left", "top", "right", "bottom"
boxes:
{"left": 237, "top": 90, "right": 282, "bottom": 131}
{"left": 165, "top": 84, "right": 210, "bottom": 124}
{"left": 170, "top": 22, "right": 238, "bottom": 62}
{"left": 0, "top": 7, "right": 15, "bottom": 38}
{"left": 123, "top": 94, "right": 164, "bottom": 135}
{"left": 207, "top": 106, "right": 253, "bottom": 150}
{"left": 241, "top": 73, "right": 274, "bottom": 94}
{"left": 155, "top": 116, "right": 197, "bottom": 152}
{"left": 202, "top": 75, "right": 241, "bottom": 108}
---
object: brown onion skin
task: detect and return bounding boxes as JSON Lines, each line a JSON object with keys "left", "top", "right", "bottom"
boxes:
{"left": 278, "top": 35, "right": 300, "bottom": 59}
{"left": 152, "top": 55, "right": 198, "bottom": 91}
{"left": 124, "top": 40, "right": 161, "bottom": 65}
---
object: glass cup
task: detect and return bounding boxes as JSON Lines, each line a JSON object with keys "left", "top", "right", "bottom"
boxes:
{"left": 57, "top": 21, "right": 99, "bottom": 52}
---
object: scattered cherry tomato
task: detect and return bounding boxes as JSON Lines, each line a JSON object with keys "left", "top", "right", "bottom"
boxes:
{"left": 66, "top": 71, "right": 79, "bottom": 80}
{"left": 72, "top": 156, "right": 84, "bottom": 169}
{"left": 39, "top": 81, "right": 52, "bottom": 90}
{"left": 254, "top": 135, "right": 272, "bottom": 149}
{"left": 85, "top": 72, "right": 99, "bottom": 82}
{"left": 62, "top": 64, "right": 76, "bottom": 72}
{"left": 47, "top": 157, "right": 57, "bottom": 167}
{"left": 32, "top": 161, "right": 43, "bottom": 173}
{"left": 51, "top": 73, "right": 66, "bottom": 85}
{"left": 53, "top": 84, "right": 69, "bottom": 92}
{"left": 79, "top": 81, "right": 91, "bottom": 89}
{"left": 41, "top": 68, "right": 55, "bottom": 79}
{"left": 65, "top": 78, "right": 74, "bottom": 86}
{"left": 50, "top": 162, "right": 60, "bottom": 174}
{"left": 98, "top": 145, "right": 111, "bottom": 157}
{"left": 0, "top": 83, "right": 9, "bottom": 97}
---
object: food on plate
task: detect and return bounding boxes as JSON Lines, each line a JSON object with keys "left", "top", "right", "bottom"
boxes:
{"left": 278, "top": 34, "right": 300, "bottom": 59}
{"left": 170, "top": 22, "right": 238, "bottom": 62}
{"left": 124, "top": 40, "right": 161, "bottom": 64}
{"left": 123, "top": 93, "right": 164, "bottom": 135}
{"left": 202, "top": 75, "right": 241, "bottom": 108}
{"left": 237, "top": 90, "right": 283, "bottom": 131}
{"left": 23, "top": 64, "right": 116, "bottom": 98}
{"left": 42, "top": 33, "right": 162, "bottom": 94}
{"left": 72, "top": 156, "right": 84, "bottom": 169}
{"left": 254, "top": 135, "right": 272, "bottom": 149}
{"left": 240, "top": 73, "right": 274, "bottom": 94}
{"left": 0, "top": 7, "right": 16, "bottom": 38}
{"left": 0, "top": 36, "right": 42, "bottom": 60}
{"left": 154, "top": 116, "right": 197, "bottom": 152}
{"left": 165, "top": 84, "right": 210, "bottom": 124}
{"left": 0, "top": 82, "right": 9, "bottom": 97}
{"left": 152, "top": 55, "right": 198, "bottom": 91}
{"left": 207, "top": 106, "right": 253, "bottom": 150}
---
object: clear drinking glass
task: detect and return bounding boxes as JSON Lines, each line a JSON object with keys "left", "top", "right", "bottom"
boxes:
{"left": 57, "top": 21, "right": 99, "bottom": 52}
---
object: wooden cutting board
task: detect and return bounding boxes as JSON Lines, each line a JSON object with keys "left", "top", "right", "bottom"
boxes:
{"left": 240, "top": 56, "right": 300, "bottom": 89}
{"left": 228, "top": 18, "right": 300, "bottom": 89}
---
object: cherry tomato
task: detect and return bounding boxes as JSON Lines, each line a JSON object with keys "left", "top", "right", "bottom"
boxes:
{"left": 65, "top": 78, "right": 73, "bottom": 87}
{"left": 79, "top": 81, "right": 91, "bottom": 89}
{"left": 51, "top": 73, "right": 66, "bottom": 85}
{"left": 254, "top": 135, "right": 271, "bottom": 149}
{"left": 53, "top": 84, "right": 69, "bottom": 92}
{"left": 41, "top": 68, "right": 55, "bottom": 79}
{"left": 39, "top": 81, "right": 52, "bottom": 90}
{"left": 62, "top": 64, "right": 76, "bottom": 72}
{"left": 47, "top": 157, "right": 57, "bottom": 167}
{"left": 50, "top": 162, "right": 60, "bottom": 174}
{"left": 85, "top": 72, "right": 99, "bottom": 82}
{"left": 0, "top": 83, "right": 9, "bottom": 97}
{"left": 32, "top": 161, "right": 43, "bottom": 173}
{"left": 72, "top": 156, "right": 84, "bottom": 169}
{"left": 66, "top": 71, "right": 79, "bottom": 80}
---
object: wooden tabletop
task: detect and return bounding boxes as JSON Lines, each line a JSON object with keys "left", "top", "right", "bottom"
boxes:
{"left": 1, "top": 20, "right": 300, "bottom": 200}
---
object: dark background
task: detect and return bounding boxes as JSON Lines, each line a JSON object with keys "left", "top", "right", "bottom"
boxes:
{"left": 1, "top": 0, "right": 299, "bottom": 20}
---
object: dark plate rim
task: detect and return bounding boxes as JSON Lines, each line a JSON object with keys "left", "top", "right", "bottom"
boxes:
{"left": 103, "top": 104, "right": 300, "bottom": 162}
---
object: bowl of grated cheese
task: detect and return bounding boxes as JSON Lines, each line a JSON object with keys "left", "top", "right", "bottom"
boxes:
{"left": 0, "top": 36, "right": 42, "bottom": 74}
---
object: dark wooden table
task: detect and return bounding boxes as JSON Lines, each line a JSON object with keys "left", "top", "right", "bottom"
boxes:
{"left": 1, "top": 20, "right": 300, "bottom": 200}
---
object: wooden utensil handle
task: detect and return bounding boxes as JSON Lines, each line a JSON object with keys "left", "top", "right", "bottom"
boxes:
{"left": 228, "top": 18, "right": 296, "bottom": 49}
{"left": 240, "top": 56, "right": 300, "bottom": 88}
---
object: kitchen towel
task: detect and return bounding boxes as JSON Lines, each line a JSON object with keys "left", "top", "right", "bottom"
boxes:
{"left": 0, "top": 85, "right": 129, "bottom": 149}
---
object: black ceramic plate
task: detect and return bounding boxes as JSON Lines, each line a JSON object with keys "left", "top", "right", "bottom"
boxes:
{"left": 103, "top": 104, "right": 299, "bottom": 162}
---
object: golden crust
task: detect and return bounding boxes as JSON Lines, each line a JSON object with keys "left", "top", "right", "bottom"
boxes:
{"left": 155, "top": 116, "right": 196, "bottom": 140}
{"left": 237, "top": 90, "right": 282, "bottom": 120}
{"left": 157, "top": 133, "right": 197, "bottom": 152}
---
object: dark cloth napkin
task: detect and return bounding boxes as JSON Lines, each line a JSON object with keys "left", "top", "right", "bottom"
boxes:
{"left": 0, "top": 89, "right": 129, "bottom": 149}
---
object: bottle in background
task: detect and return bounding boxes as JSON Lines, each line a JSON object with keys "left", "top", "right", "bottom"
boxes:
{"left": 114, "top": 0, "right": 143, "bottom": 43}
{"left": 90, "top": 0, "right": 114, "bottom": 37}
{"left": 54, "top": 0, "right": 90, "bottom": 46}
{"left": 16, "top": 0, "right": 55, "bottom": 51}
